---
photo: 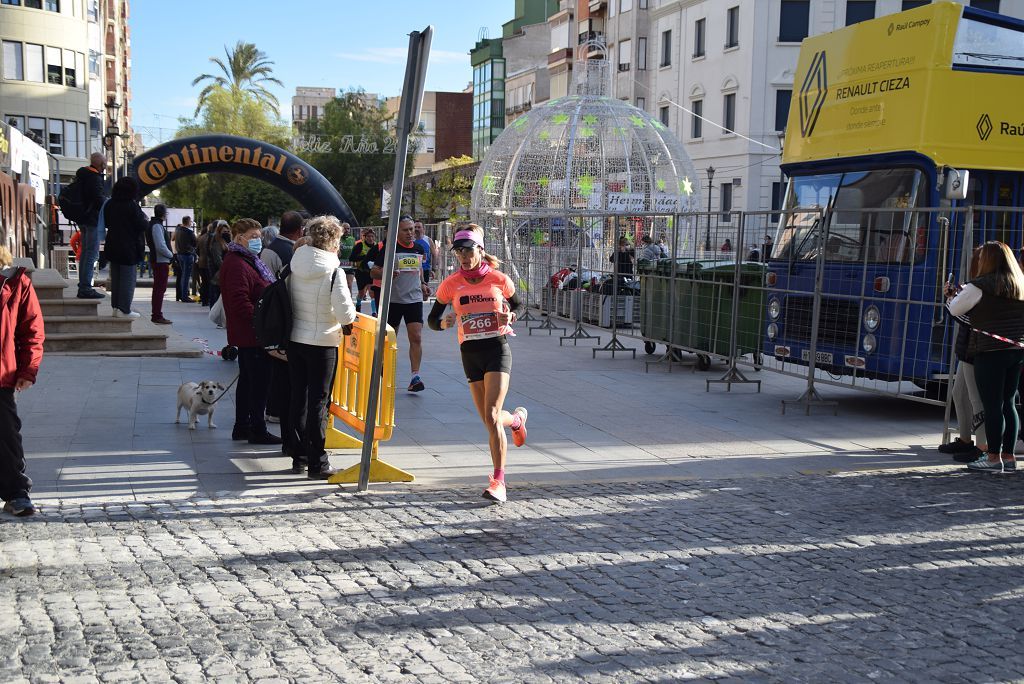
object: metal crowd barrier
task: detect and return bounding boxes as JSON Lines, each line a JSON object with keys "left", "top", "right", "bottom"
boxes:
{"left": 471, "top": 204, "right": 1022, "bottom": 414}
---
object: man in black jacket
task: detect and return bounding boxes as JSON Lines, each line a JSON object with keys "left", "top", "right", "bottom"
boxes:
{"left": 173, "top": 216, "right": 198, "bottom": 302}
{"left": 76, "top": 153, "right": 108, "bottom": 299}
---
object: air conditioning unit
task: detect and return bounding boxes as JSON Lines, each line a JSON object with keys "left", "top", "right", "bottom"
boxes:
{"left": 732, "top": 177, "right": 742, "bottom": 187}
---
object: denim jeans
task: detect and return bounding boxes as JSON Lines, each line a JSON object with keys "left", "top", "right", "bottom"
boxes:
{"left": 108, "top": 263, "right": 137, "bottom": 314}
{"left": 175, "top": 253, "right": 196, "bottom": 301}
{"left": 77, "top": 224, "right": 100, "bottom": 293}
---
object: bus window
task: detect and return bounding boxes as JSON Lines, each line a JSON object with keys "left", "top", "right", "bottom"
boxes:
{"left": 775, "top": 169, "right": 925, "bottom": 263}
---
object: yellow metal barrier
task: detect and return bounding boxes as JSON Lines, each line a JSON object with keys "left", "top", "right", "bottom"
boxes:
{"left": 325, "top": 313, "right": 414, "bottom": 484}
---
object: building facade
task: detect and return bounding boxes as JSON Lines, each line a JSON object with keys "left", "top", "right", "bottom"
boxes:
{"left": 1, "top": 0, "right": 133, "bottom": 181}
{"left": 385, "top": 90, "right": 472, "bottom": 176}
{"left": 595, "top": 0, "right": 1020, "bottom": 230}
{"left": 291, "top": 86, "right": 336, "bottom": 131}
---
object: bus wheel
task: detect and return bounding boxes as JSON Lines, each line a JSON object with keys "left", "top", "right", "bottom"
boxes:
{"left": 696, "top": 354, "right": 712, "bottom": 371}
{"left": 644, "top": 341, "right": 656, "bottom": 355}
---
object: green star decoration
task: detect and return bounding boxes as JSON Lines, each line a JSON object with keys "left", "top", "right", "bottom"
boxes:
{"left": 656, "top": 179, "right": 667, "bottom": 192}
{"left": 512, "top": 116, "right": 529, "bottom": 129}
{"left": 679, "top": 177, "right": 694, "bottom": 195}
{"left": 539, "top": 130, "right": 551, "bottom": 141}
{"left": 579, "top": 126, "right": 596, "bottom": 138}
{"left": 552, "top": 113, "right": 570, "bottom": 125}
{"left": 539, "top": 176, "right": 550, "bottom": 189}
{"left": 629, "top": 115, "right": 646, "bottom": 128}
{"left": 582, "top": 114, "right": 599, "bottom": 127}
{"left": 482, "top": 175, "right": 497, "bottom": 193}
{"left": 652, "top": 119, "right": 667, "bottom": 131}
{"left": 514, "top": 182, "right": 525, "bottom": 195}
{"left": 577, "top": 175, "right": 595, "bottom": 196}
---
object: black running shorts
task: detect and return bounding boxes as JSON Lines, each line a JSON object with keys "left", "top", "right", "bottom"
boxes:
{"left": 386, "top": 301, "right": 424, "bottom": 330}
{"left": 460, "top": 336, "right": 512, "bottom": 383}
{"left": 355, "top": 271, "right": 371, "bottom": 289}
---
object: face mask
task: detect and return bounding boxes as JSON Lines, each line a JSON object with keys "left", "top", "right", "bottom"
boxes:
{"left": 247, "top": 238, "right": 262, "bottom": 254}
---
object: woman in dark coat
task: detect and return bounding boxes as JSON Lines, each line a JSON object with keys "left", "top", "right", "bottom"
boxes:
{"left": 102, "top": 177, "right": 149, "bottom": 318}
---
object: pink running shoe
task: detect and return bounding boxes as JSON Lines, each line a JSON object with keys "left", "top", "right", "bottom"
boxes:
{"left": 510, "top": 406, "right": 528, "bottom": 447}
{"left": 483, "top": 477, "right": 507, "bottom": 503}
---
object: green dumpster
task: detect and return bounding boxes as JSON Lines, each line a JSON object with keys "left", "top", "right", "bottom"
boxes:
{"left": 673, "top": 261, "right": 765, "bottom": 357}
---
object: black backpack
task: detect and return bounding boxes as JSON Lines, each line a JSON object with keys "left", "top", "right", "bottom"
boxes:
{"left": 58, "top": 178, "right": 88, "bottom": 224}
{"left": 253, "top": 265, "right": 336, "bottom": 350}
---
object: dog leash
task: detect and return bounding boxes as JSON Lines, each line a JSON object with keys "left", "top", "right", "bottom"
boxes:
{"left": 205, "top": 374, "right": 240, "bottom": 406}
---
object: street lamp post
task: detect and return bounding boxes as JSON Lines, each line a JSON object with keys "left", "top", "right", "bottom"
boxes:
{"left": 104, "top": 99, "right": 121, "bottom": 183}
{"left": 704, "top": 165, "right": 715, "bottom": 252}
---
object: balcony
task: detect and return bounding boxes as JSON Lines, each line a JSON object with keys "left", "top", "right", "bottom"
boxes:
{"left": 548, "top": 48, "right": 573, "bottom": 66}
{"left": 588, "top": 0, "right": 606, "bottom": 14}
{"left": 578, "top": 30, "right": 604, "bottom": 46}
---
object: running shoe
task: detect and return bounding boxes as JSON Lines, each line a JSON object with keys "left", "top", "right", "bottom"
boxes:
{"left": 483, "top": 477, "right": 507, "bottom": 503}
{"left": 1000, "top": 459, "right": 1017, "bottom": 472}
{"left": 966, "top": 456, "right": 1007, "bottom": 472}
{"left": 510, "top": 407, "right": 528, "bottom": 447}
{"left": 952, "top": 447, "right": 984, "bottom": 464}
{"left": 408, "top": 375, "right": 425, "bottom": 392}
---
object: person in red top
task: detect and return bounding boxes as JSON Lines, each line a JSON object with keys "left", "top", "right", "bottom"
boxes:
{"left": 219, "top": 218, "right": 281, "bottom": 446}
{"left": 427, "top": 224, "right": 527, "bottom": 503}
{"left": 0, "top": 246, "right": 45, "bottom": 517}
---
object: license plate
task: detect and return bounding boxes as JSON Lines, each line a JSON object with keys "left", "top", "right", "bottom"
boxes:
{"left": 800, "top": 350, "right": 833, "bottom": 364}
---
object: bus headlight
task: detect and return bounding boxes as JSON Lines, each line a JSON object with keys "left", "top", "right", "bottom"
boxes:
{"left": 863, "top": 305, "right": 880, "bottom": 332}
{"left": 863, "top": 334, "right": 877, "bottom": 353}
{"left": 768, "top": 297, "right": 781, "bottom": 320}
{"left": 767, "top": 323, "right": 778, "bottom": 340}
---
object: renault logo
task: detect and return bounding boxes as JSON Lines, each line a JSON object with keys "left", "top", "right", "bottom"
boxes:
{"left": 798, "top": 51, "right": 828, "bottom": 138}
{"left": 977, "top": 113, "right": 993, "bottom": 141}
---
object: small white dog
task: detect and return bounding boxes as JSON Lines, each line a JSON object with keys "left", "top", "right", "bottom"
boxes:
{"left": 176, "top": 381, "right": 225, "bottom": 430}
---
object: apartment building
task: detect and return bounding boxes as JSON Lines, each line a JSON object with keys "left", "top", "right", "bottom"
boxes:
{"left": 385, "top": 90, "right": 472, "bottom": 176}
{"left": 597, "top": 0, "right": 1017, "bottom": 223}
{"left": 1, "top": 0, "right": 132, "bottom": 181}
{"left": 291, "top": 86, "right": 336, "bottom": 130}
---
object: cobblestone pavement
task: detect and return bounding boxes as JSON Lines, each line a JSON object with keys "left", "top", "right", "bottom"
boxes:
{"left": 2, "top": 469, "right": 1024, "bottom": 683}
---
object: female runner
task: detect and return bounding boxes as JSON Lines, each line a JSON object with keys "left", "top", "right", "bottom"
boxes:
{"left": 428, "top": 224, "right": 527, "bottom": 503}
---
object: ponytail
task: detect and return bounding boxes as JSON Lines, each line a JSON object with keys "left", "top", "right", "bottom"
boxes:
{"left": 482, "top": 252, "right": 500, "bottom": 268}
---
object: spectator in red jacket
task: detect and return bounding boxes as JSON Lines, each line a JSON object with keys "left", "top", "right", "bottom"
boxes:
{"left": 0, "top": 246, "right": 44, "bottom": 517}
{"left": 219, "top": 218, "right": 280, "bottom": 446}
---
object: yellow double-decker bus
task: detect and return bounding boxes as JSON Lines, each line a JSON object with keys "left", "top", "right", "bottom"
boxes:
{"left": 768, "top": 1, "right": 1024, "bottom": 391}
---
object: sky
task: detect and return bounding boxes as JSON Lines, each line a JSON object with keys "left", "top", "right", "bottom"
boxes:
{"left": 130, "top": 0, "right": 513, "bottom": 148}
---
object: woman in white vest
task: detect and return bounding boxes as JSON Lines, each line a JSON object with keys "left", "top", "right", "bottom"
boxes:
{"left": 287, "top": 215, "right": 357, "bottom": 479}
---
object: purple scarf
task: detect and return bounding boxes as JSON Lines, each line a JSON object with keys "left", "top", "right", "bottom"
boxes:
{"left": 227, "top": 241, "right": 275, "bottom": 283}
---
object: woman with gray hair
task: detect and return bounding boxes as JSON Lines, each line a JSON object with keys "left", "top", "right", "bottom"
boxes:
{"left": 286, "top": 215, "right": 357, "bottom": 478}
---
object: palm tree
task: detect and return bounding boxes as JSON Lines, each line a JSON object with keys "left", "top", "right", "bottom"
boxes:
{"left": 191, "top": 41, "right": 284, "bottom": 117}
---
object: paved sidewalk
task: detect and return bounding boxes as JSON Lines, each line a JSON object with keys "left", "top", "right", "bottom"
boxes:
{"left": 17, "top": 288, "right": 956, "bottom": 503}
{"left": 2, "top": 472, "right": 1023, "bottom": 682}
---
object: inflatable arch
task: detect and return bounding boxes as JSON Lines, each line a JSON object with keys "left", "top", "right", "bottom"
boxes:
{"left": 131, "top": 134, "right": 357, "bottom": 225}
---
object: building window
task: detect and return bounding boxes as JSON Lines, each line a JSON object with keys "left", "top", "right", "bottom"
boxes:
{"left": 45, "top": 46, "right": 62, "bottom": 85}
{"left": 636, "top": 97, "right": 645, "bottom": 111}
{"left": 45, "top": 0, "right": 58, "bottom": 9}
{"left": 1, "top": 0, "right": 21, "bottom": 6}
{"left": 88, "top": 49, "right": 100, "bottom": 76}
{"left": 845, "top": 0, "right": 875, "bottom": 26}
{"left": 660, "top": 29, "right": 671, "bottom": 67}
{"left": 77, "top": 121, "right": 86, "bottom": 157}
{"left": 725, "top": 6, "right": 740, "bottom": 48}
{"left": 87, "top": 0, "right": 97, "bottom": 21}
{"left": 775, "top": 90, "right": 791, "bottom": 132}
{"left": 63, "top": 48, "right": 76, "bottom": 87}
{"left": 723, "top": 93, "right": 736, "bottom": 134}
{"left": 6, "top": 115, "right": 25, "bottom": 131}
{"left": 76, "top": 51, "right": 84, "bottom": 86}
{"left": 2, "top": 41, "right": 23, "bottom": 80}
{"left": 64, "top": 120, "right": 79, "bottom": 158}
{"left": 24, "top": 0, "right": 41, "bottom": 7}
{"left": 771, "top": 181, "right": 783, "bottom": 223}
{"left": 720, "top": 182, "right": 733, "bottom": 222}
{"left": 901, "top": 0, "right": 929, "bottom": 9}
{"left": 618, "top": 39, "right": 631, "bottom": 71}
{"left": 637, "top": 37, "right": 647, "bottom": 70}
{"left": 48, "top": 118, "right": 63, "bottom": 155}
{"left": 620, "top": 0, "right": 632, "bottom": 12}
{"left": 691, "top": 99, "right": 703, "bottom": 138}
{"left": 659, "top": 105, "right": 670, "bottom": 127}
{"left": 638, "top": 0, "right": 648, "bottom": 8}
{"left": 27, "top": 117, "right": 44, "bottom": 144}
{"left": 694, "top": 18, "right": 706, "bottom": 58}
{"left": 970, "top": 0, "right": 999, "bottom": 11}
{"left": 24, "top": 43, "right": 43, "bottom": 82}
{"left": 779, "top": 1, "right": 809, "bottom": 42}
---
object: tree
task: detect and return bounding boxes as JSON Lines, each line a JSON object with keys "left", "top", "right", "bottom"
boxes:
{"left": 191, "top": 41, "right": 284, "bottom": 118}
{"left": 417, "top": 155, "right": 475, "bottom": 222}
{"left": 296, "top": 89, "right": 415, "bottom": 225}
